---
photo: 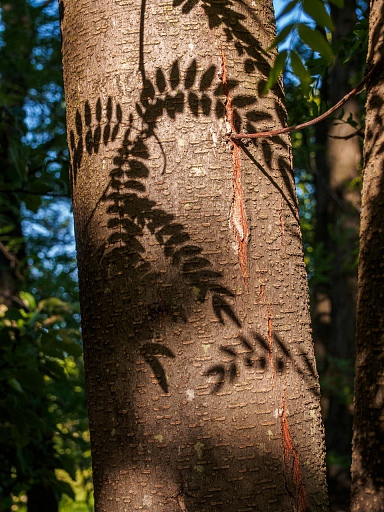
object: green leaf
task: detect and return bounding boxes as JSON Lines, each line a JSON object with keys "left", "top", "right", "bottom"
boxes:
{"left": 277, "top": 0, "right": 300, "bottom": 19}
{"left": 38, "top": 297, "right": 69, "bottom": 312}
{"left": 55, "top": 480, "right": 76, "bottom": 501}
{"left": 61, "top": 339, "right": 83, "bottom": 358}
{"left": 270, "top": 23, "right": 296, "bottom": 50}
{"left": 13, "top": 369, "right": 45, "bottom": 394}
{"left": 20, "top": 291, "right": 37, "bottom": 311}
{"left": 302, "top": 0, "right": 334, "bottom": 31}
{"left": 23, "top": 193, "right": 43, "bottom": 213}
{"left": 290, "top": 51, "right": 312, "bottom": 96}
{"left": 43, "top": 358, "right": 66, "bottom": 380}
{"left": 59, "top": 454, "right": 78, "bottom": 481}
{"left": 329, "top": 0, "right": 344, "bottom": 7}
{"left": 28, "top": 179, "right": 57, "bottom": 195}
{"left": 8, "top": 377, "right": 24, "bottom": 393}
{"left": 42, "top": 333, "right": 83, "bottom": 359}
{"left": 263, "top": 50, "right": 288, "bottom": 93}
{"left": 298, "top": 25, "right": 334, "bottom": 64}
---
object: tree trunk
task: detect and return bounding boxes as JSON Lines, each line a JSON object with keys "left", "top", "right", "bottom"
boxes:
{"left": 312, "top": 2, "right": 361, "bottom": 507}
{"left": 60, "top": 0, "right": 328, "bottom": 509}
{"left": 351, "top": 1, "right": 384, "bottom": 509}
{"left": 326, "top": 0, "right": 360, "bottom": 367}
{"left": 313, "top": 1, "right": 360, "bottom": 364}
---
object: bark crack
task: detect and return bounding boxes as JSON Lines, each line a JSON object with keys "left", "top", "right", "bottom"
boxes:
{"left": 267, "top": 302, "right": 274, "bottom": 371}
{"left": 220, "top": 49, "right": 248, "bottom": 282}
{"left": 279, "top": 196, "right": 286, "bottom": 256}
{"left": 172, "top": 472, "right": 197, "bottom": 511}
{"left": 281, "top": 393, "right": 307, "bottom": 512}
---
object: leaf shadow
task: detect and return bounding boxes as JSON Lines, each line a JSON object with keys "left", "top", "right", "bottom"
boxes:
{"left": 68, "top": 58, "right": 315, "bottom": 396}
{"left": 69, "top": 94, "right": 237, "bottom": 392}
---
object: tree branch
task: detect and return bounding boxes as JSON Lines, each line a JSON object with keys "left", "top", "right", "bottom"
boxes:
{"left": 0, "top": 188, "right": 69, "bottom": 198}
{"left": 230, "top": 58, "right": 384, "bottom": 141}
{"left": 328, "top": 127, "right": 364, "bottom": 140}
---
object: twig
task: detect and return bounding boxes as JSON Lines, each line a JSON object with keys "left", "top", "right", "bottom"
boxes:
{"left": 328, "top": 127, "right": 364, "bottom": 140}
{"left": 0, "top": 242, "right": 20, "bottom": 268}
{"left": 230, "top": 58, "right": 384, "bottom": 140}
{"left": 0, "top": 242, "right": 23, "bottom": 280}
{"left": 40, "top": 0, "right": 56, "bottom": 9}
{"left": 0, "top": 188, "right": 69, "bottom": 198}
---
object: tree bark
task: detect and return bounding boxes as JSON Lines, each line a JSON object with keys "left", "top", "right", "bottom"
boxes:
{"left": 351, "top": 1, "right": 384, "bottom": 509}
{"left": 60, "top": 0, "right": 328, "bottom": 510}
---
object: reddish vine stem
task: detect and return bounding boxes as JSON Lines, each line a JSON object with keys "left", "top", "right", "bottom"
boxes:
{"left": 230, "top": 58, "right": 384, "bottom": 140}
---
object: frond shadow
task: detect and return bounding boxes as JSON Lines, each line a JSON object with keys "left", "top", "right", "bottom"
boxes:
{"left": 172, "top": 0, "right": 285, "bottom": 115}
{"left": 69, "top": 58, "right": 316, "bottom": 396}
{"left": 69, "top": 93, "right": 237, "bottom": 392}
{"left": 204, "top": 330, "right": 319, "bottom": 395}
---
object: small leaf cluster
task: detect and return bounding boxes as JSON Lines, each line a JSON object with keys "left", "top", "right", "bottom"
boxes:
{"left": 266, "top": 0, "right": 346, "bottom": 96}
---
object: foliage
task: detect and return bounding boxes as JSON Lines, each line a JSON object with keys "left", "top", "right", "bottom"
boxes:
{"left": 0, "top": 293, "right": 91, "bottom": 510}
{"left": 277, "top": 0, "right": 368, "bottom": 294}
{"left": 0, "top": 0, "right": 372, "bottom": 509}
{"left": 0, "top": 0, "right": 69, "bottom": 204}
{"left": 317, "top": 354, "right": 354, "bottom": 407}
{"left": 269, "top": 0, "right": 369, "bottom": 99}
{"left": 0, "top": 0, "right": 91, "bottom": 509}
{"left": 22, "top": 197, "right": 79, "bottom": 303}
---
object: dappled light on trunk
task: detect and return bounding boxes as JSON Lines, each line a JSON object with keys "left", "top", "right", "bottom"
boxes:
{"left": 59, "top": 0, "right": 328, "bottom": 509}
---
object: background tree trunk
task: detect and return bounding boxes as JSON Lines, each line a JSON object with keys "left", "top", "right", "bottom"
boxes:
{"left": 351, "top": 1, "right": 384, "bottom": 509}
{"left": 60, "top": 0, "right": 328, "bottom": 509}
{"left": 312, "top": 1, "right": 361, "bottom": 507}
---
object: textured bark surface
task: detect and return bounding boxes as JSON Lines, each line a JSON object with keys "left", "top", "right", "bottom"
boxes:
{"left": 60, "top": 0, "right": 328, "bottom": 510}
{"left": 351, "top": 1, "right": 384, "bottom": 510}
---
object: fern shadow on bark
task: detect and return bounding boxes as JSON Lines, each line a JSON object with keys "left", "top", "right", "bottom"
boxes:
{"left": 68, "top": 81, "right": 319, "bottom": 399}
{"left": 69, "top": 94, "right": 322, "bottom": 508}
{"left": 69, "top": 92, "right": 237, "bottom": 394}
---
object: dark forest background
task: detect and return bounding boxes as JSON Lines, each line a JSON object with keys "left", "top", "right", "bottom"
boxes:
{"left": 0, "top": 0, "right": 368, "bottom": 510}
